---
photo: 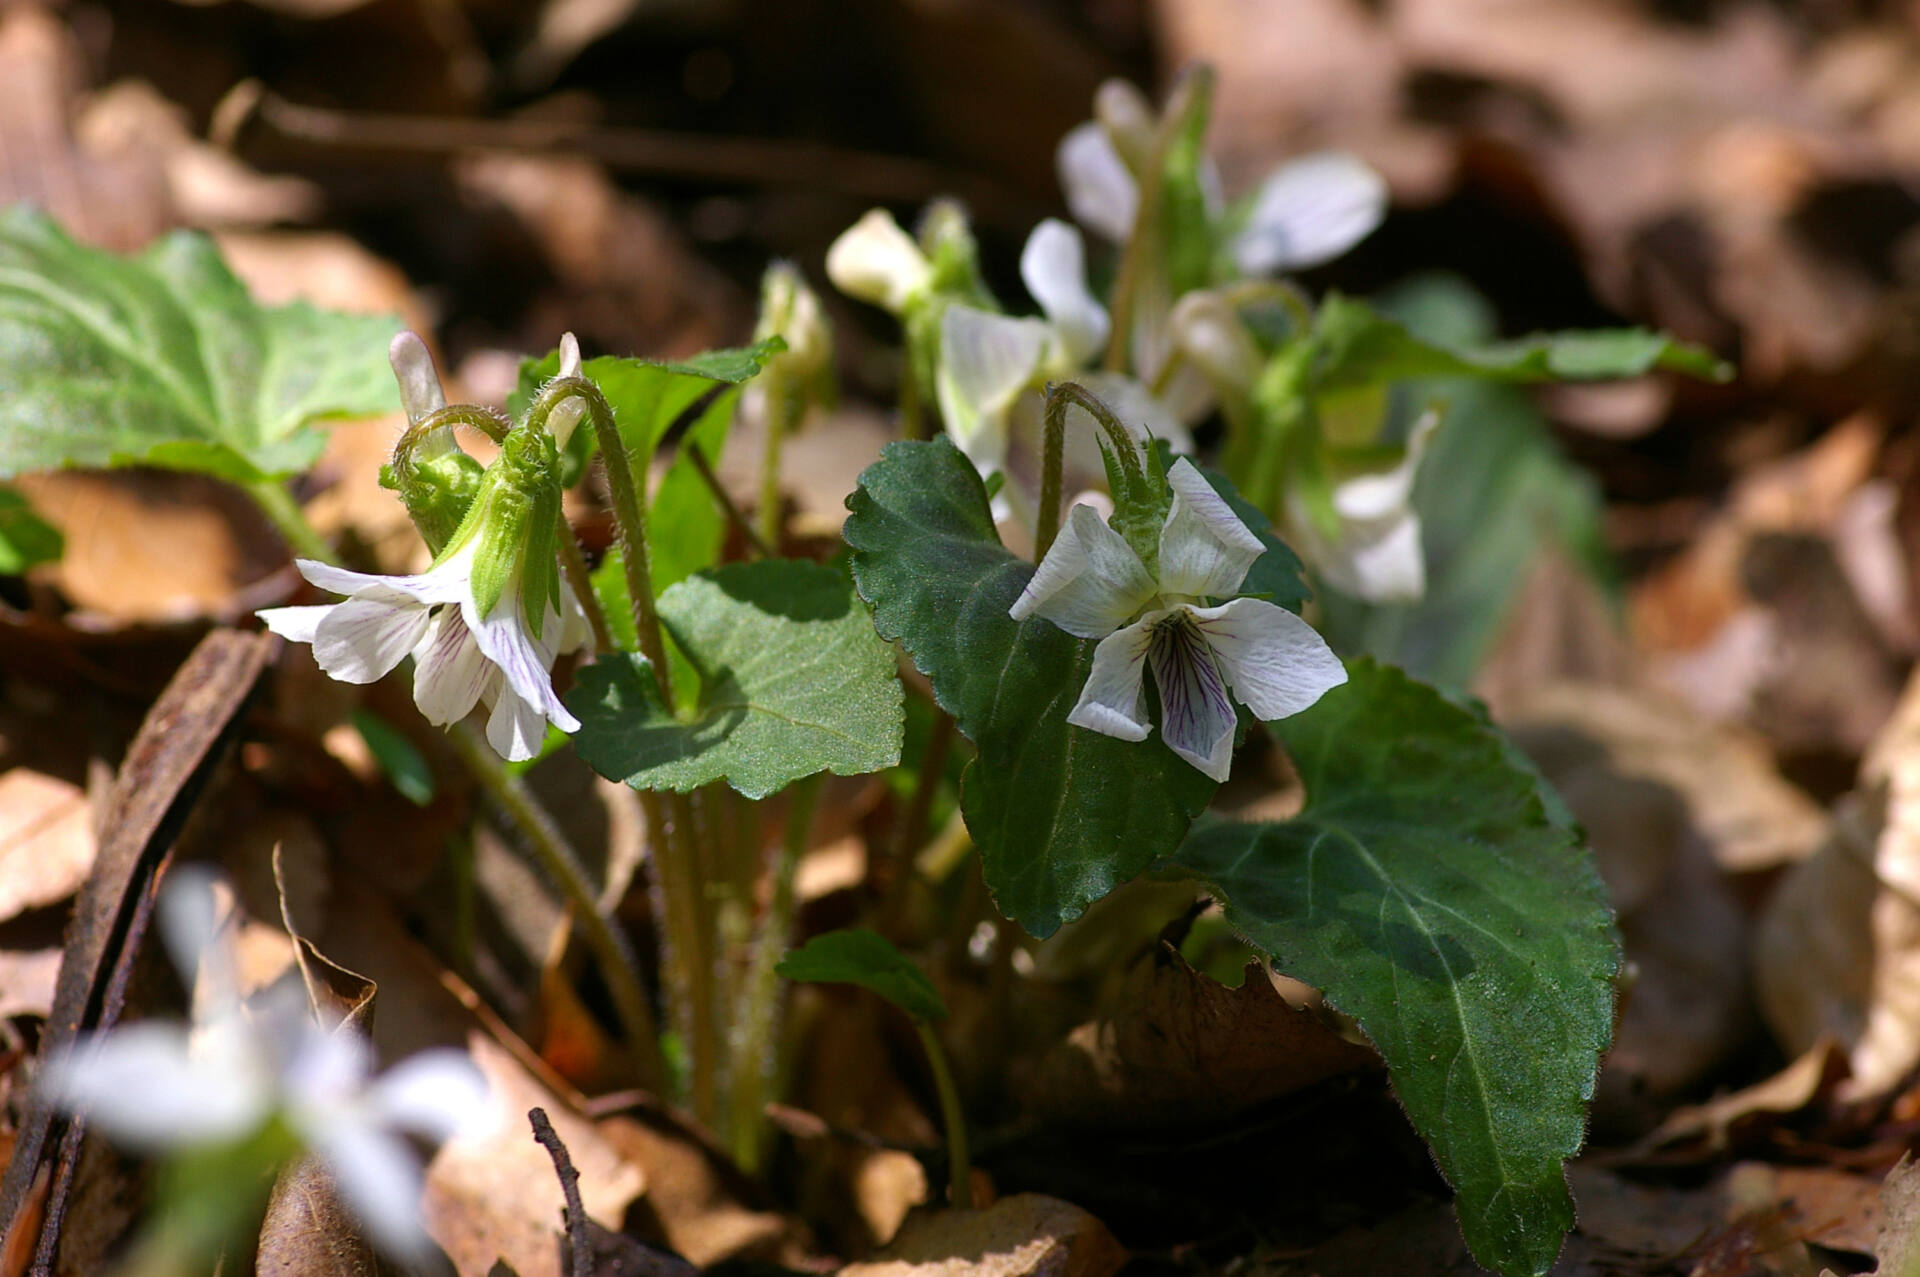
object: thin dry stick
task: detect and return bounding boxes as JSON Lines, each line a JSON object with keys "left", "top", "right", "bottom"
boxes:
{"left": 528, "top": 1108, "right": 593, "bottom": 1277}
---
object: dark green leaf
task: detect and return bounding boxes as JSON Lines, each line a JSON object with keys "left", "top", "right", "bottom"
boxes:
{"left": 0, "top": 206, "right": 399, "bottom": 481}
{"left": 570, "top": 560, "right": 903, "bottom": 799}
{"left": 1170, "top": 662, "right": 1618, "bottom": 1276}
{"left": 0, "top": 485, "right": 62, "bottom": 573}
{"left": 846, "top": 437, "right": 1254, "bottom": 937}
{"left": 350, "top": 709, "right": 435, "bottom": 806}
{"left": 1312, "top": 291, "right": 1729, "bottom": 395}
{"left": 776, "top": 928, "right": 947, "bottom": 1022}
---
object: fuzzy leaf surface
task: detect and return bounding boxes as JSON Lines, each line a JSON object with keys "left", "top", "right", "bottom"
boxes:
{"left": 0, "top": 206, "right": 399, "bottom": 481}
{"left": 1170, "top": 661, "right": 1618, "bottom": 1276}
{"left": 570, "top": 559, "right": 902, "bottom": 799}
{"left": 845, "top": 438, "right": 1314, "bottom": 937}
{"left": 776, "top": 928, "right": 947, "bottom": 1022}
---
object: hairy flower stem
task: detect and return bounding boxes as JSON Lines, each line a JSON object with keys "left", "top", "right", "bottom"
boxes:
{"left": 448, "top": 721, "right": 665, "bottom": 1087}
{"left": 915, "top": 1020, "right": 972, "bottom": 1209}
{"left": 1034, "top": 381, "right": 1150, "bottom": 561}
{"left": 726, "top": 774, "right": 821, "bottom": 1170}
{"left": 526, "top": 378, "right": 673, "bottom": 700}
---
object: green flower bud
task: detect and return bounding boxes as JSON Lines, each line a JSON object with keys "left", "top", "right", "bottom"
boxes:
{"left": 380, "top": 331, "right": 487, "bottom": 555}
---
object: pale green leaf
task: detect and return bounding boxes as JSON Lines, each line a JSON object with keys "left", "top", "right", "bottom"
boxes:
{"left": 0, "top": 205, "right": 399, "bottom": 481}
{"left": 0, "top": 485, "right": 62, "bottom": 573}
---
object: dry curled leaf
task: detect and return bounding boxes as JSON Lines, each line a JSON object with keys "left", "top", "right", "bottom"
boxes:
{"left": 839, "top": 1195, "right": 1125, "bottom": 1277}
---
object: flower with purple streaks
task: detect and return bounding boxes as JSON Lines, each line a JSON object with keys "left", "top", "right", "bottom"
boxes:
{"left": 1010, "top": 457, "right": 1346, "bottom": 781}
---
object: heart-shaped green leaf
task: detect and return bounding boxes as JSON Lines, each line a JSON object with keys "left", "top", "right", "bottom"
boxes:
{"left": 777, "top": 928, "right": 946, "bottom": 1022}
{"left": 1169, "top": 661, "right": 1618, "bottom": 1277}
{"left": 571, "top": 559, "right": 903, "bottom": 799}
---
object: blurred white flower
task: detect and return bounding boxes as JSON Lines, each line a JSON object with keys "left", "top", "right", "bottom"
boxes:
{"left": 1056, "top": 89, "right": 1388, "bottom": 278}
{"left": 937, "top": 219, "right": 1190, "bottom": 529}
{"left": 1011, "top": 458, "right": 1346, "bottom": 780}
{"left": 826, "top": 209, "right": 932, "bottom": 315}
{"left": 1282, "top": 410, "right": 1440, "bottom": 604}
{"left": 39, "top": 868, "right": 489, "bottom": 1264}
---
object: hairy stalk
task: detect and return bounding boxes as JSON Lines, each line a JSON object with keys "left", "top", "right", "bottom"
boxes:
{"left": 1035, "top": 380, "right": 1149, "bottom": 561}
{"left": 727, "top": 775, "right": 822, "bottom": 1170}
{"left": 448, "top": 721, "right": 665, "bottom": 1087}
{"left": 416, "top": 403, "right": 512, "bottom": 446}
{"left": 915, "top": 1021, "right": 972, "bottom": 1209}
{"left": 526, "top": 377, "right": 673, "bottom": 701}
{"left": 555, "top": 517, "right": 614, "bottom": 653}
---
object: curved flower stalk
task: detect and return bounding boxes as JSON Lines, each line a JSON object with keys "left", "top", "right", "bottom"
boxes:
{"left": 38, "top": 868, "right": 489, "bottom": 1265}
{"left": 1011, "top": 458, "right": 1346, "bottom": 780}
{"left": 259, "top": 334, "right": 591, "bottom": 761}
{"left": 1057, "top": 78, "right": 1389, "bottom": 279}
{"left": 938, "top": 219, "right": 1190, "bottom": 530}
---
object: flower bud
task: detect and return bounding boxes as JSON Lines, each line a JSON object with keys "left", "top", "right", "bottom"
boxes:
{"left": 826, "top": 209, "right": 931, "bottom": 314}
{"left": 544, "top": 332, "right": 588, "bottom": 450}
{"left": 1171, "top": 291, "right": 1261, "bottom": 395}
{"left": 381, "top": 330, "right": 485, "bottom": 554}
{"left": 1094, "top": 79, "right": 1157, "bottom": 173}
{"left": 756, "top": 262, "right": 832, "bottom": 384}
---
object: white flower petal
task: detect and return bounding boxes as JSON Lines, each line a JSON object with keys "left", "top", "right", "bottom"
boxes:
{"left": 312, "top": 593, "right": 433, "bottom": 685}
{"left": 388, "top": 331, "right": 447, "bottom": 425}
{"left": 1158, "top": 458, "right": 1265, "bottom": 598}
{"left": 1066, "top": 620, "right": 1154, "bottom": 741}
{"left": 368, "top": 1049, "right": 490, "bottom": 1142}
{"left": 1233, "top": 152, "right": 1388, "bottom": 276}
{"left": 1171, "top": 291, "right": 1262, "bottom": 395}
{"left": 411, "top": 607, "right": 491, "bottom": 726}
{"left": 1020, "top": 219, "right": 1109, "bottom": 368}
{"left": 1010, "top": 503, "right": 1156, "bottom": 638}
{"left": 282, "top": 1024, "right": 373, "bottom": 1107}
{"left": 308, "top": 1120, "right": 433, "bottom": 1263}
{"left": 557, "top": 331, "right": 582, "bottom": 379}
{"left": 1191, "top": 597, "right": 1348, "bottom": 720}
{"left": 1310, "top": 509, "right": 1427, "bottom": 602}
{"left": 486, "top": 682, "right": 551, "bottom": 762}
{"left": 1057, "top": 122, "right": 1138, "bottom": 244}
{"left": 1093, "top": 79, "right": 1156, "bottom": 169}
{"left": 465, "top": 591, "right": 580, "bottom": 736}
{"left": 1147, "top": 609, "right": 1240, "bottom": 782}
{"left": 41, "top": 1024, "right": 269, "bottom": 1148}
{"left": 937, "top": 306, "right": 1051, "bottom": 469}
{"left": 1331, "top": 409, "right": 1438, "bottom": 524}
{"left": 546, "top": 332, "right": 588, "bottom": 448}
{"left": 295, "top": 548, "right": 473, "bottom": 608}
{"left": 826, "top": 209, "right": 931, "bottom": 314}
{"left": 257, "top": 605, "right": 331, "bottom": 645}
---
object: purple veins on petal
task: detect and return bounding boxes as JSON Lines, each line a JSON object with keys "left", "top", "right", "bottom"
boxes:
{"left": 1147, "top": 610, "right": 1239, "bottom": 782}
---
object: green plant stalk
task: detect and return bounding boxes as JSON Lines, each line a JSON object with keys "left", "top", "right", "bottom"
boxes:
{"left": 726, "top": 773, "right": 822, "bottom": 1170}
{"left": 756, "top": 372, "right": 796, "bottom": 549}
{"left": 555, "top": 515, "right": 614, "bottom": 653}
{"left": 246, "top": 479, "right": 337, "bottom": 564}
{"left": 687, "top": 443, "right": 772, "bottom": 560}
{"left": 1100, "top": 72, "right": 1208, "bottom": 376}
{"left": 914, "top": 1019, "right": 972, "bottom": 1210}
{"left": 449, "top": 720, "right": 666, "bottom": 1088}
{"left": 1034, "top": 381, "right": 1149, "bottom": 562}
{"left": 526, "top": 377, "right": 673, "bottom": 700}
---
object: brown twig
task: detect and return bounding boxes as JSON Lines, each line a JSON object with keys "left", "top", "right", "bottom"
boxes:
{"left": 529, "top": 1107, "right": 593, "bottom": 1277}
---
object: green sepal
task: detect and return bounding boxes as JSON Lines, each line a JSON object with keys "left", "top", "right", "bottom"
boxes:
{"left": 458, "top": 425, "right": 562, "bottom": 637}
{"left": 378, "top": 446, "right": 486, "bottom": 556}
{"left": 1098, "top": 431, "right": 1170, "bottom": 577}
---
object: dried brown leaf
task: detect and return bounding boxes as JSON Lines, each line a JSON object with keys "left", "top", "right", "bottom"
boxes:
{"left": 839, "top": 1195, "right": 1125, "bottom": 1277}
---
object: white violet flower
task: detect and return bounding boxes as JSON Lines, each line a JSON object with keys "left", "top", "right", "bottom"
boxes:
{"left": 38, "top": 867, "right": 490, "bottom": 1264}
{"left": 1056, "top": 81, "right": 1389, "bottom": 278}
{"left": 938, "top": 218, "right": 1190, "bottom": 529}
{"left": 1012, "top": 458, "right": 1347, "bottom": 780}
{"left": 825, "top": 208, "right": 933, "bottom": 316}
{"left": 1282, "top": 409, "right": 1440, "bottom": 604}
{"left": 259, "top": 335, "right": 591, "bottom": 762}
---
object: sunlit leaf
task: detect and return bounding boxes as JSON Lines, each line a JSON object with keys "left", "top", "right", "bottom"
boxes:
{"left": 0, "top": 206, "right": 399, "bottom": 482}
{"left": 0, "top": 485, "right": 62, "bottom": 573}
